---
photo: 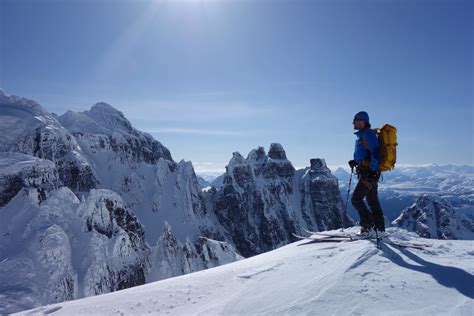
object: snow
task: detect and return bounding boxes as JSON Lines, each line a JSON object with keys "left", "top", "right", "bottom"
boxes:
{"left": 0, "top": 185, "right": 150, "bottom": 314}
{"left": 17, "top": 227, "right": 474, "bottom": 315}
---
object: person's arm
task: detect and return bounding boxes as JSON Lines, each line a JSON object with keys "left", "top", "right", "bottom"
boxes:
{"left": 364, "top": 131, "right": 380, "bottom": 171}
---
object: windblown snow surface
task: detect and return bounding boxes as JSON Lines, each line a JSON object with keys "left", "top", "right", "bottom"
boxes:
{"left": 17, "top": 227, "right": 474, "bottom": 316}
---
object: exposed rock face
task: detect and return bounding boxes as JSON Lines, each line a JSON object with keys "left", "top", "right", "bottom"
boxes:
{"left": 300, "top": 158, "right": 351, "bottom": 231}
{"left": 0, "top": 92, "right": 97, "bottom": 192}
{"left": 213, "top": 144, "right": 350, "bottom": 257}
{"left": 0, "top": 152, "right": 60, "bottom": 206}
{"left": 77, "top": 189, "right": 150, "bottom": 296}
{"left": 393, "top": 194, "right": 474, "bottom": 240}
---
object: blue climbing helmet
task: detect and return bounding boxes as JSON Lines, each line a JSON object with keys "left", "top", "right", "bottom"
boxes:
{"left": 353, "top": 111, "right": 370, "bottom": 123}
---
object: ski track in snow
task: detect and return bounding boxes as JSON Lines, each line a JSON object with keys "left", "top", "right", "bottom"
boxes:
{"left": 16, "top": 227, "right": 474, "bottom": 316}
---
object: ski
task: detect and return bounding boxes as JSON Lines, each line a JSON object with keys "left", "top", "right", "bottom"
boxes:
{"left": 305, "top": 232, "right": 372, "bottom": 241}
{"left": 292, "top": 233, "right": 338, "bottom": 241}
{"left": 293, "top": 232, "right": 354, "bottom": 246}
{"left": 295, "top": 232, "right": 430, "bottom": 250}
{"left": 303, "top": 228, "right": 354, "bottom": 239}
{"left": 297, "top": 237, "right": 355, "bottom": 246}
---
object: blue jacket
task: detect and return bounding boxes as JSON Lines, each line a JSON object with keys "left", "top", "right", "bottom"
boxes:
{"left": 354, "top": 127, "right": 380, "bottom": 172}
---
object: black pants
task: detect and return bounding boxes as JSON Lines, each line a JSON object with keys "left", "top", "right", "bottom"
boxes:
{"left": 351, "top": 178, "right": 385, "bottom": 232}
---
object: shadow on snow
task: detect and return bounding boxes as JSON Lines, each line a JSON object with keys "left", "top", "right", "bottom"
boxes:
{"left": 382, "top": 245, "right": 474, "bottom": 299}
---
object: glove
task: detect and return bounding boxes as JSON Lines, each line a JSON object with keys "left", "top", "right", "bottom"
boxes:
{"left": 348, "top": 160, "right": 358, "bottom": 169}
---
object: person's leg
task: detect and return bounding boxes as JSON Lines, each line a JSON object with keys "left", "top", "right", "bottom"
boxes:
{"left": 351, "top": 180, "right": 373, "bottom": 230}
{"left": 367, "top": 182, "right": 385, "bottom": 232}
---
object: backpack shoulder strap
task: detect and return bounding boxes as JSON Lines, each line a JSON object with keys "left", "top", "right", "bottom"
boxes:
{"left": 359, "top": 138, "right": 370, "bottom": 151}
{"left": 359, "top": 129, "right": 375, "bottom": 151}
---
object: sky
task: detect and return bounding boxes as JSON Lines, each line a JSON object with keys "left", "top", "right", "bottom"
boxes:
{"left": 1, "top": 0, "right": 473, "bottom": 172}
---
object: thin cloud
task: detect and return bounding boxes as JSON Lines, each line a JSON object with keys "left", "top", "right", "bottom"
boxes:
{"left": 124, "top": 100, "right": 273, "bottom": 123}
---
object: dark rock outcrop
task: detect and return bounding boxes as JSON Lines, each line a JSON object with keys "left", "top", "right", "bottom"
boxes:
{"left": 213, "top": 144, "right": 351, "bottom": 257}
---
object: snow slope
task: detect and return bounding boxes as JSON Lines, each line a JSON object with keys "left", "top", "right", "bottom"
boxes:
{"left": 18, "top": 227, "right": 474, "bottom": 316}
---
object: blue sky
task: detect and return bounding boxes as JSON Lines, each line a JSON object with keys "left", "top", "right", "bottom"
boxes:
{"left": 1, "top": 0, "right": 473, "bottom": 171}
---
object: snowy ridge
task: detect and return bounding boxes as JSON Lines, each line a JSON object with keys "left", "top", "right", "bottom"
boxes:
{"left": 393, "top": 194, "right": 474, "bottom": 240}
{"left": 16, "top": 227, "right": 474, "bottom": 316}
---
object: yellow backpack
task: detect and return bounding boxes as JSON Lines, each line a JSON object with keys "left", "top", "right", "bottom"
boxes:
{"left": 360, "top": 124, "right": 398, "bottom": 171}
{"left": 374, "top": 124, "right": 398, "bottom": 171}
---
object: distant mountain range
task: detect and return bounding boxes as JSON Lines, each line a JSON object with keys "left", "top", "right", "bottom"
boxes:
{"left": 199, "top": 163, "right": 474, "bottom": 223}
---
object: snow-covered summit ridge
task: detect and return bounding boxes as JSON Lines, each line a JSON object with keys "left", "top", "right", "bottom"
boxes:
{"left": 59, "top": 102, "right": 133, "bottom": 135}
{"left": 58, "top": 103, "right": 173, "bottom": 163}
{"left": 0, "top": 89, "right": 45, "bottom": 111}
{"left": 17, "top": 226, "right": 474, "bottom": 316}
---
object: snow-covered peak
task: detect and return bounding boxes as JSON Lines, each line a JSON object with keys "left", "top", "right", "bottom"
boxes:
{"left": 58, "top": 102, "right": 174, "bottom": 164}
{"left": 58, "top": 110, "right": 103, "bottom": 134}
{"left": 393, "top": 194, "right": 474, "bottom": 240}
{"left": 0, "top": 92, "right": 58, "bottom": 142}
{"left": 88, "top": 102, "right": 133, "bottom": 132}
{"left": 59, "top": 103, "right": 132, "bottom": 135}
{"left": 0, "top": 93, "right": 97, "bottom": 192}
{"left": 0, "top": 88, "right": 9, "bottom": 97}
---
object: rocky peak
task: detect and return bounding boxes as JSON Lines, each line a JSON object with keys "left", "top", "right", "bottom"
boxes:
{"left": 228, "top": 152, "right": 245, "bottom": 166}
{"left": 268, "top": 143, "right": 287, "bottom": 160}
{"left": 300, "top": 158, "right": 349, "bottom": 231}
{"left": 247, "top": 146, "right": 267, "bottom": 162}
{"left": 215, "top": 148, "right": 343, "bottom": 258}
{"left": 307, "top": 158, "right": 334, "bottom": 178}
{"left": 393, "top": 194, "right": 474, "bottom": 240}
